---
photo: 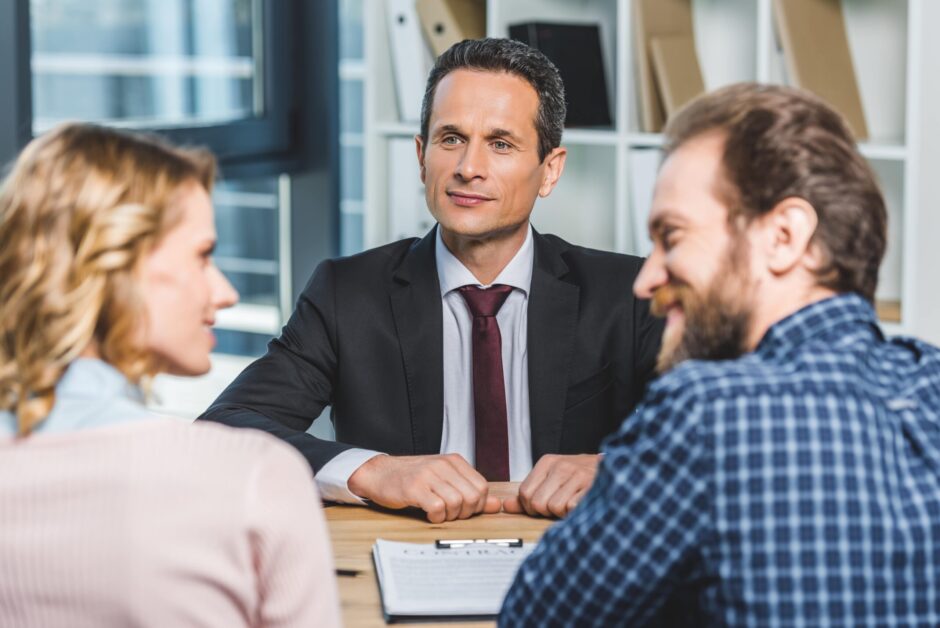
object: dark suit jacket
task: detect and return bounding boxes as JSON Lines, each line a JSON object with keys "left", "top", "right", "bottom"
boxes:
{"left": 200, "top": 228, "right": 663, "bottom": 474}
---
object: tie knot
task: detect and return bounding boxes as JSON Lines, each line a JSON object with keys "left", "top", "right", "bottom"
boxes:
{"left": 458, "top": 284, "right": 513, "bottom": 318}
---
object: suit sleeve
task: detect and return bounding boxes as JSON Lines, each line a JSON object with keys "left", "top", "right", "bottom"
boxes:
{"left": 199, "top": 259, "right": 354, "bottom": 473}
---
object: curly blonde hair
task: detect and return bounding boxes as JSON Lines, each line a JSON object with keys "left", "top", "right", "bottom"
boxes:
{"left": 0, "top": 123, "right": 216, "bottom": 435}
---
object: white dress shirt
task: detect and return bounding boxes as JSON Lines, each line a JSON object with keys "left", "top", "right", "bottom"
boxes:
{"left": 316, "top": 225, "right": 535, "bottom": 503}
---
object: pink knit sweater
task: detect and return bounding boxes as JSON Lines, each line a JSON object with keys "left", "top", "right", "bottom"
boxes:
{"left": 0, "top": 419, "right": 341, "bottom": 627}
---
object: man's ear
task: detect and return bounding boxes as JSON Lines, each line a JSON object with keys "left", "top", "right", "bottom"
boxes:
{"left": 414, "top": 134, "right": 427, "bottom": 184}
{"left": 538, "top": 146, "right": 567, "bottom": 198}
{"left": 762, "top": 196, "right": 821, "bottom": 275}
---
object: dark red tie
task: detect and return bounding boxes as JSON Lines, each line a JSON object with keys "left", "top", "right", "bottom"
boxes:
{"left": 458, "top": 284, "right": 513, "bottom": 481}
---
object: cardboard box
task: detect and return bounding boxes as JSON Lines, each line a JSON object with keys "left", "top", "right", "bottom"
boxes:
{"left": 633, "top": 0, "right": 696, "bottom": 132}
{"left": 650, "top": 34, "right": 704, "bottom": 118}
{"left": 416, "top": 0, "right": 486, "bottom": 57}
{"left": 773, "top": 0, "right": 869, "bottom": 140}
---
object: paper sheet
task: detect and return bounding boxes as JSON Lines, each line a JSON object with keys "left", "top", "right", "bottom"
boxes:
{"left": 373, "top": 539, "right": 535, "bottom": 617}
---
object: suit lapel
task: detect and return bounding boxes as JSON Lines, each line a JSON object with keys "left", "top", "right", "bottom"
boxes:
{"left": 389, "top": 229, "right": 445, "bottom": 454}
{"left": 527, "top": 232, "right": 579, "bottom": 460}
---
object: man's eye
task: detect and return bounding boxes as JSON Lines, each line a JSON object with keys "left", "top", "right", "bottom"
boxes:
{"left": 493, "top": 140, "right": 511, "bottom": 151}
{"left": 660, "top": 229, "right": 679, "bottom": 250}
{"left": 442, "top": 135, "right": 461, "bottom": 145}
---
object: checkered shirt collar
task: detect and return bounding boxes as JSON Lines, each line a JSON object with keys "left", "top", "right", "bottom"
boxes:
{"left": 755, "top": 292, "right": 879, "bottom": 362}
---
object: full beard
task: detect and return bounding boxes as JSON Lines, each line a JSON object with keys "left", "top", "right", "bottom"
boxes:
{"left": 652, "top": 249, "right": 754, "bottom": 374}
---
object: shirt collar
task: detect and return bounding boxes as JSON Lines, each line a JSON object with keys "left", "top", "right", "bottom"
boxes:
{"left": 755, "top": 293, "right": 880, "bottom": 361}
{"left": 435, "top": 223, "right": 534, "bottom": 296}
{"left": 0, "top": 358, "right": 149, "bottom": 436}
{"left": 57, "top": 358, "right": 147, "bottom": 402}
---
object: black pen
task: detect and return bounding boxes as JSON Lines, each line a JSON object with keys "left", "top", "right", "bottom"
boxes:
{"left": 335, "top": 568, "right": 362, "bottom": 577}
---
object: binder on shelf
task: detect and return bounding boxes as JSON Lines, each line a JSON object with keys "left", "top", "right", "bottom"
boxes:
{"left": 508, "top": 22, "right": 612, "bottom": 128}
{"left": 649, "top": 34, "right": 704, "bottom": 118}
{"left": 388, "top": 137, "right": 433, "bottom": 240}
{"left": 416, "top": 0, "right": 486, "bottom": 58}
{"left": 772, "top": 0, "right": 868, "bottom": 140}
{"left": 633, "top": 0, "right": 696, "bottom": 133}
{"left": 386, "top": 0, "right": 433, "bottom": 123}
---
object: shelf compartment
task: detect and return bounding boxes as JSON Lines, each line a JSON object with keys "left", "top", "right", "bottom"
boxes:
{"left": 374, "top": 121, "right": 420, "bottom": 137}
{"left": 530, "top": 144, "right": 618, "bottom": 251}
{"left": 876, "top": 300, "right": 902, "bottom": 324}
{"left": 561, "top": 128, "right": 620, "bottom": 146}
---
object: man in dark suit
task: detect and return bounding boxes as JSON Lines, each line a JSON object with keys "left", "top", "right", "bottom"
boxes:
{"left": 201, "top": 38, "right": 662, "bottom": 522}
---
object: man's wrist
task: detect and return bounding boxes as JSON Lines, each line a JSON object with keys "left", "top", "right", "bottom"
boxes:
{"left": 347, "top": 452, "right": 387, "bottom": 499}
{"left": 316, "top": 449, "right": 385, "bottom": 504}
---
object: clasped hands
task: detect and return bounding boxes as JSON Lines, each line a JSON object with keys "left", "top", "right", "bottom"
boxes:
{"left": 346, "top": 452, "right": 600, "bottom": 523}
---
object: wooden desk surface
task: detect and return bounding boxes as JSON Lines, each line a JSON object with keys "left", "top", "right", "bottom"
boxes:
{"left": 325, "top": 483, "right": 554, "bottom": 628}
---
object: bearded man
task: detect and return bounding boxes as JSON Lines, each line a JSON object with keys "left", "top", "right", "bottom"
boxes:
{"left": 500, "top": 82, "right": 940, "bottom": 626}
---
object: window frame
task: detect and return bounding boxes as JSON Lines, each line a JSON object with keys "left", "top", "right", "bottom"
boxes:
{"left": 0, "top": 0, "right": 303, "bottom": 178}
{"left": 1, "top": 0, "right": 340, "bottom": 304}
{"left": 1, "top": 0, "right": 341, "bottom": 362}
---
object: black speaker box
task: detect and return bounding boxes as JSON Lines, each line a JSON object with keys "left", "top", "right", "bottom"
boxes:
{"left": 509, "top": 22, "right": 612, "bottom": 128}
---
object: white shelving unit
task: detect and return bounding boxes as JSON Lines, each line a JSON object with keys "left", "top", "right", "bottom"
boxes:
{"left": 362, "top": 0, "right": 926, "bottom": 333}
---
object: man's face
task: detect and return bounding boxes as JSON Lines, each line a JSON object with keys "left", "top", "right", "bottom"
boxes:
{"left": 634, "top": 133, "right": 756, "bottom": 373}
{"left": 416, "top": 69, "right": 564, "bottom": 243}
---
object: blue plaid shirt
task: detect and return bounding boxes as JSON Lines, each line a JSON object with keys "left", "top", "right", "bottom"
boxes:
{"left": 501, "top": 293, "right": 940, "bottom": 627}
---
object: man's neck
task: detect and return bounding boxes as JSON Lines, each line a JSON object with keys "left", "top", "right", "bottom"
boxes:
{"left": 440, "top": 223, "right": 529, "bottom": 285}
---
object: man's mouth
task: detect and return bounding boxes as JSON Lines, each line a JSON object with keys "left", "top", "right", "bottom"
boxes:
{"left": 447, "top": 190, "right": 493, "bottom": 207}
{"left": 651, "top": 285, "right": 686, "bottom": 329}
{"left": 651, "top": 285, "right": 679, "bottom": 316}
{"left": 664, "top": 305, "right": 684, "bottom": 328}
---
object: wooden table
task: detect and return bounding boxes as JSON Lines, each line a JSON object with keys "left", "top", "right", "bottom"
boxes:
{"left": 325, "top": 483, "right": 554, "bottom": 627}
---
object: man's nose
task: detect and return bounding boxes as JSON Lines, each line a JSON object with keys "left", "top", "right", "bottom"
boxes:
{"left": 633, "top": 248, "right": 668, "bottom": 299}
{"left": 454, "top": 140, "right": 487, "bottom": 181}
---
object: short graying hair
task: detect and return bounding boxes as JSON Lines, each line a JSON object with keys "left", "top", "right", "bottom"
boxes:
{"left": 419, "top": 38, "right": 566, "bottom": 162}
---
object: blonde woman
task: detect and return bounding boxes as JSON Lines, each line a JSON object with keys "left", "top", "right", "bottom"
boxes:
{"left": 0, "top": 124, "right": 341, "bottom": 627}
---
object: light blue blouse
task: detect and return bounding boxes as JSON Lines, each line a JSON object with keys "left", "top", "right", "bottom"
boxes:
{"left": 0, "top": 358, "right": 160, "bottom": 437}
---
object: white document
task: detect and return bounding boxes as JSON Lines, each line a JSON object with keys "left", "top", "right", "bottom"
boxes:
{"left": 386, "top": 0, "right": 433, "bottom": 122}
{"left": 388, "top": 137, "right": 433, "bottom": 240}
{"left": 373, "top": 539, "right": 535, "bottom": 619}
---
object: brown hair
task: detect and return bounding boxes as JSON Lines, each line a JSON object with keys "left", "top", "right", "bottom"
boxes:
{"left": 663, "top": 82, "right": 886, "bottom": 302}
{"left": 420, "top": 38, "right": 566, "bottom": 162}
{"left": 0, "top": 123, "right": 215, "bottom": 435}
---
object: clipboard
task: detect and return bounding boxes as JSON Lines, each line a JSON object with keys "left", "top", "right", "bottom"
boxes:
{"left": 372, "top": 538, "right": 533, "bottom": 622}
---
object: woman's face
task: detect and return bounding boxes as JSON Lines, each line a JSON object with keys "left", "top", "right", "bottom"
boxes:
{"left": 140, "top": 182, "right": 238, "bottom": 375}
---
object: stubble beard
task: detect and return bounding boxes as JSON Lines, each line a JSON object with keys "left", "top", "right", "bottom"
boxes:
{"left": 653, "top": 243, "right": 754, "bottom": 374}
